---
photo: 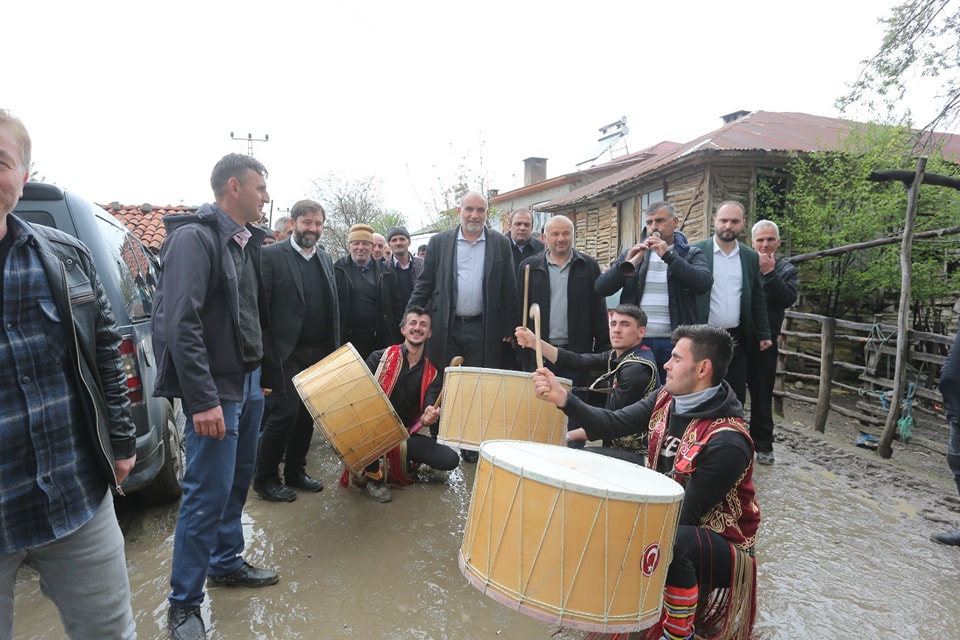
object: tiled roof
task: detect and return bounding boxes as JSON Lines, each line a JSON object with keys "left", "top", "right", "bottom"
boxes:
{"left": 101, "top": 203, "right": 197, "bottom": 253}
{"left": 542, "top": 111, "right": 960, "bottom": 210}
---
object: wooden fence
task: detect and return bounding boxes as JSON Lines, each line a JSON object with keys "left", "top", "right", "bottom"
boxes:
{"left": 775, "top": 310, "right": 953, "bottom": 454}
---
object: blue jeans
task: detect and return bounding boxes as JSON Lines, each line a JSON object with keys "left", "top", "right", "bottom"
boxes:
{"left": 0, "top": 490, "right": 136, "bottom": 640}
{"left": 169, "top": 368, "right": 264, "bottom": 607}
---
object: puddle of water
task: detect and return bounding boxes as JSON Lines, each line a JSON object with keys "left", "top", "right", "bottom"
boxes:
{"left": 13, "top": 439, "right": 960, "bottom": 639}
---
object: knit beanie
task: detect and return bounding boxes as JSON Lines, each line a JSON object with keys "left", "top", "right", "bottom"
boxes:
{"left": 348, "top": 224, "right": 375, "bottom": 244}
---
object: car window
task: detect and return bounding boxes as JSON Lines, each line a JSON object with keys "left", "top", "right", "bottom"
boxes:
{"left": 15, "top": 210, "right": 61, "bottom": 231}
{"left": 92, "top": 206, "right": 157, "bottom": 321}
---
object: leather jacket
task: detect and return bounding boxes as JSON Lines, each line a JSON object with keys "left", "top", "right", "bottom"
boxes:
{"left": 21, "top": 216, "right": 136, "bottom": 490}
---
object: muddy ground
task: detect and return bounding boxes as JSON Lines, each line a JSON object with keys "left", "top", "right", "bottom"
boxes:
{"left": 776, "top": 396, "right": 960, "bottom": 526}
{"left": 12, "top": 396, "right": 960, "bottom": 639}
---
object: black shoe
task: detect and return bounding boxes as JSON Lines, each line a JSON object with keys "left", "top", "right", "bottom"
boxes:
{"left": 253, "top": 480, "right": 297, "bottom": 502}
{"left": 931, "top": 529, "right": 960, "bottom": 546}
{"left": 207, "top": 561, "right": 279, "bottom": 588}
{"left": 284, "top": 470, "right": 324, "bottom": 492}
{"left": 460, "top": 450, "right": 479, "bottom": 463}
{"left": 168, "top": 605, "right": 205, "bottom": 640}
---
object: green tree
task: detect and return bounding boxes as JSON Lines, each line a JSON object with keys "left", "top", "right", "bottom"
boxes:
{"left": 839, "top": 0, "right": 960, "bottom": 135}
{"left": 310, "top": 173, "right": 406, "bottom": 258}
{"left": 785, "top": 123, "right": 960, "bottom": 326}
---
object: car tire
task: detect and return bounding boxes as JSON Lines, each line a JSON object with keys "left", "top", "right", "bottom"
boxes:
{"left": 138, "top": 408, "right": 185, "bottom": 504}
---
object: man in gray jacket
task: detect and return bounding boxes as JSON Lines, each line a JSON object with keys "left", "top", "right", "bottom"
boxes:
{"left": 0, "top": 110, "right": 137, "bottom": 639}
{"left": 154, "top": 153, "right": 277, "bottom": 640}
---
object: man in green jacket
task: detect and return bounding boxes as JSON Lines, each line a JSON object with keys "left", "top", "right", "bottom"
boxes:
{"left": 693, "top": 200, "right": 772, "bottom": 404}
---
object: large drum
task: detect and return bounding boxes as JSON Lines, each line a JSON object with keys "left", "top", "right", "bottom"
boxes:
{"left": 292, "top": 343, "right": 408, "bottom": 474}
{"left": 438, "top": 367, "right": 570, "bottom": 450}
{"left": 459, "top": 440, "right": 684, "bottom": 633}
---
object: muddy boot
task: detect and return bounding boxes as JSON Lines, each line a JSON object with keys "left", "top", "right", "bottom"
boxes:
{"left": 366, "top": 480, "right": 393, "bottom": 503}
{"left": 364, "top": 463, "right": 392, "bottom": 502}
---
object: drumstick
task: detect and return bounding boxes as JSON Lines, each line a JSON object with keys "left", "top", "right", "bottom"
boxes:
{"left": 522, "top": 264, "right": 531, "bottom": 330}
{"left": 431, "top": 356, "right": 464, "bottom": 411}
{"left": 529, "top": 303, "right": 543, "bottom": 370}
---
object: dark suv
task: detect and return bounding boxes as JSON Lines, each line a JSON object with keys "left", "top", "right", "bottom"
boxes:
{"left": 13, "top": 182, "right": 185, "bottom": 503}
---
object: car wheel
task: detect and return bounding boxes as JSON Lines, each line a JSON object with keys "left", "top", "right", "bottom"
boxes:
{"left": 138, "top": 408, "right": 185, "bottom": 504}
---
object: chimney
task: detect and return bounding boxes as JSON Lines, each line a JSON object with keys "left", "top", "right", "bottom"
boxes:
{"left": 720, "top": 110, "right": 751, "bottom": 125}
{"left": 523, "top": 157, "right": 547, "bottom": 186}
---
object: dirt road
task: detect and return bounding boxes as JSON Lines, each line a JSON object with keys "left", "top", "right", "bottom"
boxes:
{"left": 13, "top": 409, "right": 960, "bottom": 639}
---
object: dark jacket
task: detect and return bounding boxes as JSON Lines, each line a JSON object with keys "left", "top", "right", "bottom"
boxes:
{"left": 563, "top": 381, "right": 751, "bottom": 528}
{"left": 152, "top": 203, "right": 269, "bottom": 414}
{"left": 762, "top": 257, "right": 798, "bottom": 337}
{"left": 595, "top": 230, "right": 712, "bottom": 328}
{"left": 692, "top": 238, "right": 771, "bottom": 346}
{"left": 506, "top": 232, "right": 544, "bottom": 272}
{"left": 518, "top": 249, "right": 610, "bottom": 354}
{"left": 407, "top": 226, "right": 518, "bottom": 368}
{"left": 260, "top": 239, "right": 340, "bottom": 387}
{"left": 555, "top": 343, "right": 659, "bottom": 411}
{"left": 334, "top": 255, "right": 402, "bottom": 348}
{"left": 386, "top": 254, "right": 424, "bottom": 310}
{"left": 23, "top": 216, "right": 137, "bottom": 487}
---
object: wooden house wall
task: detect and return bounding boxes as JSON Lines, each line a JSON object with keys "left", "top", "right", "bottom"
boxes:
{"left": 569, "top": 205, "right": 618, "bottom": 266}
{"left": 663, "top": 167, "right": 711, "bottom": 242}
{"left": 555, "top": 159, "right": 780, "bottom": 263}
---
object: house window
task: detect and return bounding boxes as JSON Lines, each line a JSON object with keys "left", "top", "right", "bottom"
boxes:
{"left": 641, "top": 188, "right": 664, "bottom": 211}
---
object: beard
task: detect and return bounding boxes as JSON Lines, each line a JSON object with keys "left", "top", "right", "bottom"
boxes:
{"left": 294, "top": 229, "right": 319, "bottom": 248}
{"left": 462, "top": 220, "right": 485, "bottom": 235}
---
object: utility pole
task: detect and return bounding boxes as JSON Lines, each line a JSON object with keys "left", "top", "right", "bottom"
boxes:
{"left": 230, "top": 131, "right": 269, "bottom": 156}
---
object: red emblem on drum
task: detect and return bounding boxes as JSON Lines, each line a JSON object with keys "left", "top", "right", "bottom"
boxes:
{"left": 641, "top": 543, "right": 661, "bottom": 577}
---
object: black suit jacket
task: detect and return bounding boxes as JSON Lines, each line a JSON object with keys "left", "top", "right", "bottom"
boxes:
{"left": 407, "top": 226, "right": 518, "bottom": 367}
{"left": 259, "top": 239, "right": 340, "bottom": 387}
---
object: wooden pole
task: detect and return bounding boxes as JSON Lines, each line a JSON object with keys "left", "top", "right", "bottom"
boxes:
{"left": 879, "top": 157, "right": 927, "bottom": 458}
{"left": 814, "top": 317, "right": 836, "bottom": 433}
{"left": 787, "top": 225, "right": 960, "bottom": 264}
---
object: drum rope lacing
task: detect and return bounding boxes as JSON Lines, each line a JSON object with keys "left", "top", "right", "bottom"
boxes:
{"left": 463, "top": 448, "right": 683, "bottom": 630}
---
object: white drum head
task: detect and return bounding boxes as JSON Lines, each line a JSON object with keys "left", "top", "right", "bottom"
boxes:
{"left": 478, "top": 440, "right": 684, "bottom": 503}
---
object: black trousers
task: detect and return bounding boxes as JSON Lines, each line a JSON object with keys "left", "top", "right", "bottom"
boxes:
{"left": 447, "top": 317, "right": 487, "bottom": 367}
{"left": 255, "top": 356, "right": 317, "bottom": 483}
{"left": 365, "top": 434, "right": 460, "bottom": 474}
{"left": 724, "top": 327, "right": 748, "bottom": 406}
{"left": 667, "top": 525, "right": 735, "bottom": 590}
{"left": 746, "top": 340, "right": 778, "bottom": 453}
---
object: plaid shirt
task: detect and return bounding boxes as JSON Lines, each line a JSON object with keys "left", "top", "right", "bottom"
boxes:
{"left": 0, "top": 221, "right": 102, "bottom": 553}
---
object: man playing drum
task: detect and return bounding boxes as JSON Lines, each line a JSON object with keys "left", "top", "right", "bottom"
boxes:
{"left": 515, "top": 304, "right": 659, "bottom": 464}
{"left": 340, "top": 306, "right": 460, "bottom": 503}
{"left": 534, "top": 324, "right": 760, "bottom": 640}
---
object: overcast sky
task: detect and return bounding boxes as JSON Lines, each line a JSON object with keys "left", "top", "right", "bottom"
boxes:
{"left": 7, "top": 0, "right": 943, "bottom": 231}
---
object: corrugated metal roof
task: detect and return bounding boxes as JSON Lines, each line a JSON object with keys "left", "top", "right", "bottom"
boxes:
{"left": 542, "top": 111, "right": 960, "bottom": 210}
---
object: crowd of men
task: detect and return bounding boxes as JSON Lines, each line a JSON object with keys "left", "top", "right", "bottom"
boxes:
{"left": 2, "top": 107, "right": 808, "bottom": 640}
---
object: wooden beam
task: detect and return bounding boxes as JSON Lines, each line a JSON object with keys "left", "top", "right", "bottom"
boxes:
{"left": 868, "top": 169, "right": 960, "bottom": 190}
{"left": 787, "top": 226, "right": 960, "bottom": 265}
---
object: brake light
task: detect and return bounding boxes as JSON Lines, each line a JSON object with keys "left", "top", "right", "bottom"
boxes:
{"left": 119, "top": 338, "right": 144, "bottom": 405}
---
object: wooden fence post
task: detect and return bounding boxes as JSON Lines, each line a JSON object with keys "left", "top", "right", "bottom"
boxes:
{"left": 879, "top": 157, "right": 927, "bottom": 458}
{"left": 814, "top": 317, "right": 836, "bottom": 433}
